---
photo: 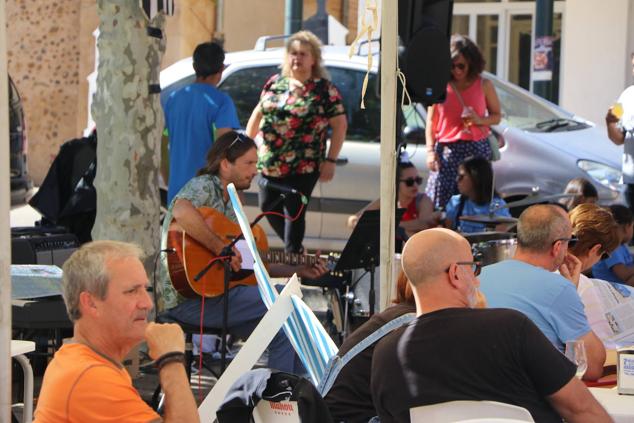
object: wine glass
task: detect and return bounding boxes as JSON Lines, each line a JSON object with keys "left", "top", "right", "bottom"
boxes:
{"left": 565, "top": 340, "right": 588, "bottom": 378}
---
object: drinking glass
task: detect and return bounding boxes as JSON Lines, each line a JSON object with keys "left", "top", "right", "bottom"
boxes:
{"left": 565, "top": 340, "right": 588, "bottom": 378}
{"left": 461, "top": 106, "right": 474, "bottom": 134}
{"left": 612, "top": 102, "right": 624, "bottom": 119}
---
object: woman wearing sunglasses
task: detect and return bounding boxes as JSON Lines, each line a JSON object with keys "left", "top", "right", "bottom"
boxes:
{"left": 566, "top": 203, "right": 622, "bottom": 348}
{"left": 444, "top": 156, "right": 511, "bottom": 233}
{"left": 348, "top": 161, "right": 442, "bottom": 239}
{"left": 425, "top": 34, "right": 501, "bottom": 209}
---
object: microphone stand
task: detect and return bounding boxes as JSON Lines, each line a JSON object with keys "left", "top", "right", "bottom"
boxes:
{"left": 192, "top": 193, "right": 287, "bottom": 371}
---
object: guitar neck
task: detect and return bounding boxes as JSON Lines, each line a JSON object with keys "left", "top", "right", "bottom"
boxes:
{"left": 264, "top": 251, "right": 319, "bottom": 267}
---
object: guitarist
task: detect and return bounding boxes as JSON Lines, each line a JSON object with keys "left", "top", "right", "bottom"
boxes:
{"left": 159, "top": 131, "right": 328, "bottom": 375}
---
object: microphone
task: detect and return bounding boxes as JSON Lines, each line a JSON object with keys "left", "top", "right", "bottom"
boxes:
{"left": 258, "top": 178, "right": 301, "bottom": 195}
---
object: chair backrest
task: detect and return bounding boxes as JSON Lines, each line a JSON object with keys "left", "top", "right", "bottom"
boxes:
{"left": 410, "top": 401, "right": 535, "bottom": 422}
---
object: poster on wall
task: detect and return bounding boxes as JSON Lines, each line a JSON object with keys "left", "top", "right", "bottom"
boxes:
{"left": 533, "top": 36, "right": 554, "bottom": 81}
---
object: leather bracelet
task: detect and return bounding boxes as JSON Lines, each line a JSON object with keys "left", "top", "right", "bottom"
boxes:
{"left": 154, "top": 351, "right": 186, "bottom": 370}
{"left": 324, "top": 157, "right": 337, "bottom": 164}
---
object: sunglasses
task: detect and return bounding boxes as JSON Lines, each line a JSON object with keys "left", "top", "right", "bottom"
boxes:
{"left": 452, "top": 63, "right": 467, "bottom": 71}
{"left": 448, "top": 261, "right": 482, "bottom": 277}
{"left": 400, "top": 176, "right": 423, "bottom": 187}
{"left": 228, "top": 134, "right": 245, "bottom": 150}
{"left": 553, "top": 236, "right": 578, "bottom": 248}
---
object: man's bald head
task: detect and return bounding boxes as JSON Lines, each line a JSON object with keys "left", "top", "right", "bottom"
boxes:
{"left": 402, "top": 228, "right": 472, "bottom": 287}
{"left": 517, "top": 204, "right": 571, "bottom": 252}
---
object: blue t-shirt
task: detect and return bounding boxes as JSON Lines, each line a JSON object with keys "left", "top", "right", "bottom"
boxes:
{"left": 445, "top": 195, "right": 511, "bottom": 233}
{"left": 164, "top": 83, "right": 240, "bottom": 203}
{"left": 592, "top": 243, "right": 633, "bottom": 284}
{"left": 480, "top": 259, "right": 591, "bottom": 351}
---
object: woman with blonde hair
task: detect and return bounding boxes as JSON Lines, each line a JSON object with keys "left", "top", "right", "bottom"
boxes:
{"left": 247, "top": 30, "right": 348, "bottom": 253}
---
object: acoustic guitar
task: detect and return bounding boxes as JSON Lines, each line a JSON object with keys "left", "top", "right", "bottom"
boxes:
{"left": 167, "top": 207, "right": 336, "bottom": 298}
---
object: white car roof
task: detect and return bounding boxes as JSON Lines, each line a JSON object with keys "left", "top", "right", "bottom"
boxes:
{"left": 160, "top": 45, "right": 377, "bottom": 88}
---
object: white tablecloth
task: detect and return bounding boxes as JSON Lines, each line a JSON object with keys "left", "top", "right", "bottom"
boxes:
{"left": 590, "top": 387, "right": 634, "bottom": 423}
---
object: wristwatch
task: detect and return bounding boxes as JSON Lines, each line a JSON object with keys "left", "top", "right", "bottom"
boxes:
{"left": 325, "top": 157, "right": 337, "bottom": 163}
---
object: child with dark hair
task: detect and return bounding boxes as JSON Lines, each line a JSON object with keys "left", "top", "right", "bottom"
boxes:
{"left": 444, "top": 156, "right": 512, "bottom": 233}
{"left": 592, "top": 204, "right": 634, "bottom": 286}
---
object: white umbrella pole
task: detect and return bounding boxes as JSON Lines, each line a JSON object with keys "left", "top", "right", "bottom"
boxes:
{"left": 379, "top": 0, "right": 398, "bottom": 312}
{"left": 0, "top": 0, "right": 12, "bottom": 419}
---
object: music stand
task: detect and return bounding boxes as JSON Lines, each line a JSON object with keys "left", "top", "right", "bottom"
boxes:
{"left": 335, "top": 209, "right": 405, "bottom": 317}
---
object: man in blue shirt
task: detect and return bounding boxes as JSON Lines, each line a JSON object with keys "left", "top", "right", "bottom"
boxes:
{"left": 479, "top": 204, "right": 606, "bottom": 381}
{"left": 164, "top": 42, "right": 240, "bottom": 203}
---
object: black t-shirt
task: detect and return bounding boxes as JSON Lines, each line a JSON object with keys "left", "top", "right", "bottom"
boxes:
{"left": 324, "top": 303, "right": 416, "bottom": 423}
{"left": 371, "top": 308, "right": 576, "bottom": 423}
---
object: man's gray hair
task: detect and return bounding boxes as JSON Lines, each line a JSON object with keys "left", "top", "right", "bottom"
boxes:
{"left": 517, "top": 204, "right": 570, "bottom": 252}
{"left": 62, "top": 240, "right": 144, "bottom": 322}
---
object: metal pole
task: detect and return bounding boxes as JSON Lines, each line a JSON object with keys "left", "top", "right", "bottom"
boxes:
{"left": 285, "top": 0, "right": 303, "bottom": 35}
{"left": 380, "top": 0, "right": 398, "bottom": 312}
{"left": 0, "top": 0, "right": 12, "bottom": 419}
{"left": 533, "top": 0, "right": 554, "bottom": 100}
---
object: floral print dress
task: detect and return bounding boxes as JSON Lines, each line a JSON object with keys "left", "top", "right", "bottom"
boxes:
{"left": 257, "top": 74, "right": 345, "bottom": 177}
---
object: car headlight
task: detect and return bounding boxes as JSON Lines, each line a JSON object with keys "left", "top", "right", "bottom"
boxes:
{"left": 577, "top": 160, "right": 622, "bottom": 191}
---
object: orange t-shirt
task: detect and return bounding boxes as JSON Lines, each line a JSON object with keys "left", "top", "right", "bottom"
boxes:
{"left": 33, "top": 343, "right": 160, "bottom": 423}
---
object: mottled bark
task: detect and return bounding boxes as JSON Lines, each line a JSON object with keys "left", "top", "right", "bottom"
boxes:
{"left": 92, "top": 1, "right": 166, "bottom": 270}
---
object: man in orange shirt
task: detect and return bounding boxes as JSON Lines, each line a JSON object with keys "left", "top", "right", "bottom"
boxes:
{"left": 33, "top": 240, "right": 199, "bottom": 423}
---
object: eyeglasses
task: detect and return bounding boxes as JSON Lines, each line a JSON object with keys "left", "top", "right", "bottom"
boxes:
{"left": 228, "top": 134, "right": 245, "bottom": 150}
{"left": 451, "top": 63, "right": 467, "bottom": 71}
{"left": 400, "top": 176, "right": 423, "bottom": 187}
{"left": 552, "top": 236, "right": 578, "bottom": 248}
{"left": 447, "top": 261, "right": 482, "bottom": 277}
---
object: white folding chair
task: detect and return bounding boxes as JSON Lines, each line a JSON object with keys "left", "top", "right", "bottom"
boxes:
{"left": 410, "top": 400, "right": 534, "bottom": 422}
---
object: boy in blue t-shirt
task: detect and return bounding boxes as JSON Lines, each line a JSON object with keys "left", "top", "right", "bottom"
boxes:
{"left": 592, "top": 204, "right": 634, "bottom": 286}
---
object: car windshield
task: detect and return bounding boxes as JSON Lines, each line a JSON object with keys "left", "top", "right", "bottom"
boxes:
{"left": 489, "top": 77, "right": 572, "bottom": 130}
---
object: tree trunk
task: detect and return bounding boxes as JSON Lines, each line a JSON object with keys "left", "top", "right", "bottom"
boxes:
{"left": 92, "top": 0, "right": 166, "bottom": 270}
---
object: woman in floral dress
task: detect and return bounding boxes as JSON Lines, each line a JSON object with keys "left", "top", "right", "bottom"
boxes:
{"left": 247, "top": 30, "right": 347, "bottom": 253}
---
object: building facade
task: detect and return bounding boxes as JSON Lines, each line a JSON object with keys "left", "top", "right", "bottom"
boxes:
{"left": 6, "top": 0, "right": 634, "bottom": 184}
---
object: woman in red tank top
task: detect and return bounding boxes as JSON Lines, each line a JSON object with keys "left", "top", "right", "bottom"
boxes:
{"left": 424, "top": 34, "right": 502, "bottom": 209}
{"left": 348, "top": 162, "right": 442, "bottom": 239}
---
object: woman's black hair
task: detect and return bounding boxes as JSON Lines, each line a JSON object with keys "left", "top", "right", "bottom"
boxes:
{"left": 460, "top": 156, "right": 494, "bottom": 205}
{"left": 197, "top": 131, "right": 257, "bottom": 176}
{"left": 450, "top": 34, "right": 486, "bottom": 80}
{"left": 609, "top": 204, "right": 633, "bottom": 226}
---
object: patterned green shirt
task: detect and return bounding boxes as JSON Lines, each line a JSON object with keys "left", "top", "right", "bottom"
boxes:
{"left": 257, "top": 74, "right": 345, "bottom": 177}
{"left": 158, "top": 174, "right": 236, "bottom": 311}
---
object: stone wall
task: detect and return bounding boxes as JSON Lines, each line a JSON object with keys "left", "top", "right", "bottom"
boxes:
{"left": 7, "top": 0, "right": 91, "bottom": 185}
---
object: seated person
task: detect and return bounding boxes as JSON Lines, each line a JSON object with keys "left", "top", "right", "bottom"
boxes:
{"left": 34, "top": 241, "right": 199, "bottom": 423}
{"left": 159, "top": 131, "right": 327, "bottom": 375}
{"left": 568, "top": 203, "right": 631, "bottom": 348}
{"left": 480, "top": 205, "right": 606, "bottom": 380}
{"left": 592, "top": 204, "right": 634, "bottom": 287}
{"left": 444, "top": 156, "right": 512, "bottom": 233}
{"left": 325, "top": 270, "right": 487, "bottom": 423}
{"left": 347, "top": 161, "right": 441, "bottom": 239}
{"left": 559, "top": 177, "right": 599, "bottom": 211}
{"left": 371, "top": 229, "right": 610, "bottom": 423}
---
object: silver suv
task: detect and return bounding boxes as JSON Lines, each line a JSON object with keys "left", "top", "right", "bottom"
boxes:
{"left": 160, "top": 40, "right": 624, "bottom": 252}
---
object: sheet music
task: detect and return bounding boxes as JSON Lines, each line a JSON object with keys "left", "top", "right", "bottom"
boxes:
{"left": 235, "top": 239, "right": 254, "bottom": 270}
{"left": 11, "top": 265, "right": 64, "bottom": 300}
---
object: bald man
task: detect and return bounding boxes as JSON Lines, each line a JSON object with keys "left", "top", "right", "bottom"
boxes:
{"left": 371, "top": 229, "right": 610, "bottom": 423}
{"left": 479, "top": 205, "right": 606, "bottom": 380}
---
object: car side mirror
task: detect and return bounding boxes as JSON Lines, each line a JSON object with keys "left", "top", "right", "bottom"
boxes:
{"left": 403, "top": 126, "right": 426, "bottom": 144}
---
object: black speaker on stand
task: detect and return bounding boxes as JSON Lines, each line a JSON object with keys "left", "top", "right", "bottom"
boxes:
{"left": 398, "top": 0, "right": 454, "bottom": 106}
